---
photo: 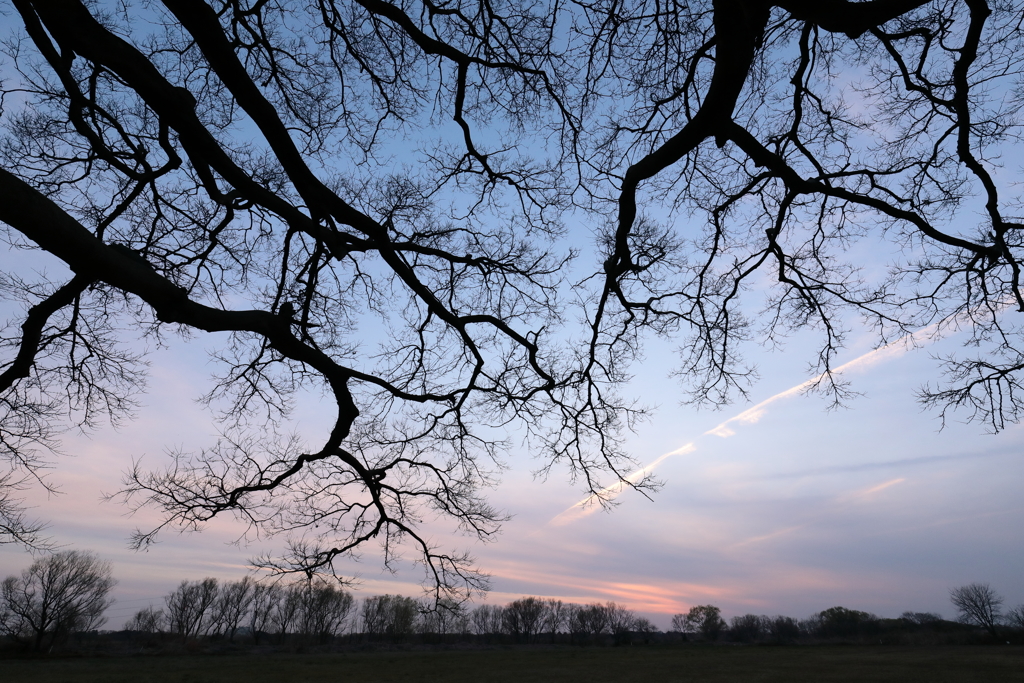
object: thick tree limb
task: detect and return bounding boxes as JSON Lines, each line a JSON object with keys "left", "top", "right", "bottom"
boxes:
{"left": 777, "top": 0, "right": 933, "bottom": 38}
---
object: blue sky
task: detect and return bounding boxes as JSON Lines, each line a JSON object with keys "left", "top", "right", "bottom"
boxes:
{"left": 2, "top": 288, "right": 1022, "bottom": 630}
{"left": 0, "top": 1, "right": 1022, "bottom": 633}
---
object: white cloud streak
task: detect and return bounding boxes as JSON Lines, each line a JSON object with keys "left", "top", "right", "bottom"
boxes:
{"left": 547, "top": 443, "right": 696, "bottom": 526}
{"left": 548, "top": 321, "right": 948, "bottom": 526}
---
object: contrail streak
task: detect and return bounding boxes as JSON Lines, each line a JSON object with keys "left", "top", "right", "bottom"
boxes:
{"left": 548, "top": 443, "right": 695, "bottom": 526}
{"left": 704, "top": 324, "right": 937, "bottom": 438}
{"left": 547, "top": 320, "right": 947, "bottom": 526}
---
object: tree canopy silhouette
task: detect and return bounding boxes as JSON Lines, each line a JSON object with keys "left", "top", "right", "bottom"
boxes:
{"left": 0, "top": 549, "right": 115, "bottom": 651}
{"left": 950, "top": 582, "right": 1003, "bottom": 637}
{"left": 0, "top": 0, "right": 1021, "bottom": 597}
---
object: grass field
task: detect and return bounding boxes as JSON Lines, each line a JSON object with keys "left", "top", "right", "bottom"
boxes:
{"left": 2, "top": 645, "right": 1023, "bottom": 682}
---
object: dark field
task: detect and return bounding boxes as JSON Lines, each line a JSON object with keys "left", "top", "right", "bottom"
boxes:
{"left": 2, "top": 646, "right": 1023, "bottom": 683}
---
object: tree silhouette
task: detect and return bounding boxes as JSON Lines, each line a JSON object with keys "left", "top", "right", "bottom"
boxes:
{"left": 0, "top": 0, "right": 1021, "bottom": 597}
{"left": 0, "top": 550, "right": 115, "bottom": 651}
{"left": 950, "top": 582, "right": 1003, "bottom": 637}
{"left": 165, "top": 577, "right": 219, "bottom": 641}
{"left": 675, "top": 604, "right": 726, "bottom": 641}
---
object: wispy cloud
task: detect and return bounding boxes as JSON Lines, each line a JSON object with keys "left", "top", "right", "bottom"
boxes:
{"left": 725, "top": 477, "right": 907, "bottom": 554}
{"left": 853, "top": 477, "right": 906, "bottom": 498}
{"left": 730, "top": 524, "right": 807, "bottom": 549}
{"left": 755, "top": 448, "right": 1011, "bottom": 481}
{"left": 483, "top": 558, "right": 735, "bottom": 613}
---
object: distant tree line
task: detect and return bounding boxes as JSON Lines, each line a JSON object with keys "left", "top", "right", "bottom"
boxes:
{"left": 465, "top": 598, "right": 657, "bottom": 645}
{"left": 670, "top": 604, "right": 877, "bottom": 644}
{"left": 120, "top": 582, "right": 1024, "bottom": 648}
{"left": 124, "top": 586, "right": 657, "bottom": 646}
{"left": 670, "top": 585, "right": 1024, "bottom": 646}
{"left": 127, "top": 576, "right": 354, "bottom": 646}
{"left": 4, "top": 551, "right": 1024, "bottom": 653}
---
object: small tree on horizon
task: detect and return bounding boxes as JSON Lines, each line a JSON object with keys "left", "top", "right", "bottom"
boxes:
{"left": 209, "top": 577, "right": 256, "bottom": 641}
{"left": 247, "top": 582, "right": 282, "bottom": 645}
{"left": 360, "top": 594, "right": 419, "bottom": 642}
{"left": 164, "top": 578, "right": 219, "bottom": 641}
{"left": 950, "top": 583, "right": 1003, "bottom": 638}
{"left": 0, "top": 550, "right": 115, "bottom": 651}
{"left": 502, "top": 597, "right": 546, "bottom": 643}
{"left": 674, "top": 604, "right": 726, "bottom": 641}
{"left": 469, "top": 604, "right": 505, "bottom": 638}
{"left": 1005, "top": 605, "right": 1024, "bottom": 631}
{"left": 729, "top": 614, "right": 765, "bottom": 643}
{"left": 813, "top": 606, "right": 879, "bottom": 640}
{"left": 125, "top": 605, "right": 166, "bottom": 634}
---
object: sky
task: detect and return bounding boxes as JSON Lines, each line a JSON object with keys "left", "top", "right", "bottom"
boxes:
{"left": 1, "top": 273, "right": 1022, "bottom": 631}
{"left": 0, "top": 2, "right": 1022, "bottom": 634}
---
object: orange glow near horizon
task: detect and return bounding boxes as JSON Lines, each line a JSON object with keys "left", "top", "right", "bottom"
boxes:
{"left": 481, "top": 558, "right": 737, "bottom": 614}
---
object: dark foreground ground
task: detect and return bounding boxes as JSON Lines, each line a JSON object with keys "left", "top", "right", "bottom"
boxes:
{"left": 2, "top": 645, "right": 1023, "bottom": 683}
